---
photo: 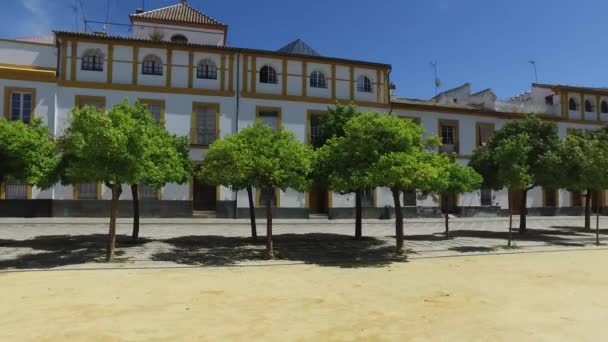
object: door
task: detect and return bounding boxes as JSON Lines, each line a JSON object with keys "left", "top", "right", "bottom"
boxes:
{"left": 441, "top": 193, "right": 458, "bottom": 214}
{"left": 309, "top": 189, "right": 328, "bottom": 214}
{"left": 592, "top": 191, "right": 604, "bottom": 214}
{"left": 193, "top": 178, "right": 216, "bottom": 211}
{"left": 509, "top": 190, "right": 523, "bottom": 215}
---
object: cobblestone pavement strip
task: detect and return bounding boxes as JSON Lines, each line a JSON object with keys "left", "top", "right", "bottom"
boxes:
{"left": 0, "top": 216, "right": 606, "bottom": 270}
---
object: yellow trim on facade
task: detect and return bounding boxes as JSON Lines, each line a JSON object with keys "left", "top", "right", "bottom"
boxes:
{"left": 327, "top": 192, "right": 333, "bottom": 209}
{"left": 438, "top": 119, "right": 460, "bottom": 154}
{"left": 132, "top": 46, "right": 139, "bottom": 85}
{"left": 61, "top": 42, "right": 68, "bottom": 81}
{"left": 220, "top": 54, "right": 226, "bottom": 91}
{"left": 3, "top": 87, "right": 37, "bottom": 120}
{"left": 349, "top": 66, "right": 355, "bottom": 101}
{"left": 187, "top": 51, "right": 194, "bottom": 88}
{"left": 255, "top": 188, "right": 281, "bottom": 208}
{"left": 0, "top": 182, "right": 5, "bottom": 200}
{"left": 0, "top": 63, "right": 55, "bottom": 72}
{"left": 59, "top": 80, "right": 234, "bottom": 97}
{"left": 191, "top": 102, "right": 221, "bottom": 145}
{"left": 138, "top": 98, "right": 166, "bottom": 126}
{"left": 107, "top": 44, "right": 114, "bottom": 84}
{"left": 72, "top": 183, "right": 102, "bottom": 200}
{"left": 302, "top": 61, "right": 307, "bottom": 97}
{"left": 242, "top": 92, "right": 389, "bottom": 109}
{"left": 0, "top": 65, "right": 56, "bottom": 83}
{"left": 376, "top": 69, "right": 382, "bottom": 103}
{"left": 282, "top": 59, "right": 288, "bottom": 96}
{"left": 242, "top": 55, "right": 249, "bottom": 93}
{"left": 228, "top": 54, "right": 235, "bottom": 92}
{"left": 166, "top": 49, "right": 173, "bottom": 88}
{"left": 255, "top": 106, "right": 283, "bottom": 128}
{"left": 75, "top": 95, "right": 107, "bottom": 111}
{"left": 475, "top": 122, "right": 495, "bottom": 147}
{"left": 251, "top": 56, "right": 257, "bottom": 93}
{"left": 331, "top": 64, "right": 337, "bottom": 100}
{"left": 70, "top": 41, "right": 77, "bottom": 81}
{"left": 305, "top": 109, "right": 327, "bottom": 145}
{"left": 580, "top": 93, "right": 585, "bottom": 121}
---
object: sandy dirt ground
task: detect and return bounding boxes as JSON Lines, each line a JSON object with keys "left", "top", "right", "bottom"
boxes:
{"left": 1, "top": 250, "right": 608, "bottom": 341}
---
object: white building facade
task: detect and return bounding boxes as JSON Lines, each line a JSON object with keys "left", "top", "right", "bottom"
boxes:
{"left": 0, "top": 1, "right": 605, "bottom": 218}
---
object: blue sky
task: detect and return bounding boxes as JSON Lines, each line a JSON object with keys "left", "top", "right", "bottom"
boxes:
{"left": 1, "top": 0, "right": 606, "bottom": 99}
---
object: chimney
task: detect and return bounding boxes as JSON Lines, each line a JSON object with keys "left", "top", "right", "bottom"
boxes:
{"left": 135, "top": 8, "right": 144, "bottom": 14}
{"left": 389, "top": 82, "right": 396, "bottom": 98}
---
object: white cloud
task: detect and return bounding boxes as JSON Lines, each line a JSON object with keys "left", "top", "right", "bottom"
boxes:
{"left": 20, "top": 0, "right": 52, "bottom": 35}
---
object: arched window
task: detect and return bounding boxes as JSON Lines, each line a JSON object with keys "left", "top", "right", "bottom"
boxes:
{"left": 170, "top": 34, "right": 188, "bottom": 44}
{"left": 142, "top": 55, "right": 163, "bottom": 75}
{"left": 81, "top": 49, "right": 104, "bottom": 71}
{"left": 260, "top": 66, "right": 277, "bottom": 84}
{"left": 197, "top": 59, "right": 217, "bottom": 79}
{"left": 601, "top": 101, "right": 608, "bottom": 114}
{"left": 568, "top": 98, "right": 577, "bottom": 111}
{"left": 357, "top": 75, "right": 372, "bottom": 93}
{"left": 310, "top": 70, "right": 327, "bottom": 88}
{"left": 585, "top": 100, "right": 593, "bottom": 112}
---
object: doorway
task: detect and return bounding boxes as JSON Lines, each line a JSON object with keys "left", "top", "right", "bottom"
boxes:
{"left": 509, "top": 190, "right": 524, "bottom": 215}
{"left": 441, "top": 193, "right": 458, "bottom": 214}
{"left": 308, "top": 189, "right": 328, "bottom": 214}
{"left": 193, "top": 178, "right": 216, "bottom": 211}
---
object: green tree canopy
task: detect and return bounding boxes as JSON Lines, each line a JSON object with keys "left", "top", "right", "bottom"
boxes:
{"left": 313, "top": 102, "right": 359, "bottom": 148}
{"left": 0, "top": 118, "right": 60, "bottom": 189}
{"left": 59, "top": 100, "right": 152, "bottom": 261}
{"left": 470, "top": 115, "right": 560, "bottom": 233}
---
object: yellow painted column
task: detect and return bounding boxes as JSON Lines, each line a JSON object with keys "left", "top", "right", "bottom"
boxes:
{"left": 166, "top": 49, "right": 172, "bottom": 88}
{"left": 220, "top": 54, "right": 226, "bottom": 91}
{"left": 132, "top": 46, "right": 139, "bottom": 85}
{"left": 331, "top": 64, "right": 336, "bottom": 100}
{"left": 302, "top": 61, "right": 307, "bottom": 97}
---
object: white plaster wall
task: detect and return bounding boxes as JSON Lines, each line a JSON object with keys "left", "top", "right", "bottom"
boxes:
{"left": 111, "top": 45, "right": 133, "bottom": 84}
{"left": 254, "top": 57, "right": 282, "bottom": 95}
{"left": 353, "top": 68, "right": 377, "bottom": 103}
{"left": 192, "top": 52, "right": 222, "bottom": 90}
{"left": 0, "top": 40, "right": 56, "bottom": 68}
{"left": 137, "top": 48, "right": 168, "bottom": 87}
{"left": 131, "top": 21, "right": 225, "bottom": 46}
{"left": 0, "top": 79, "right": 55, "bottom": 129}
{"left": 286, "top": 60, "right": 302, "bottom": 96}
{"left": 75, "top": 42, "right": 108, "bottom": 83}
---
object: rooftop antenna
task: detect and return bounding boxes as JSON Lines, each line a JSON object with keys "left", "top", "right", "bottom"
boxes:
{"left": 529, "top": 60, "right": 538, "bottom": 83}
{"left": 431, "top": 61, "right": 441, "bottom": 96}
{"left": 69, "top": 1, "right": 79, "bottom": 31}
{"left": 104, "top": 0, "right": 110, "bottom": 34}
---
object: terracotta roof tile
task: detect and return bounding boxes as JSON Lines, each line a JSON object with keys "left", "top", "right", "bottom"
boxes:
{"left": 129, "top": 2, "right": 225, "bottom": 26}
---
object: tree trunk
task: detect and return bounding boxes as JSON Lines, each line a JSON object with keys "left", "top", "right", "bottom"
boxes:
{"left": 265, "top": 186, "right": 274, "bottom": 259}
{"left": 392, "top": 189, "right": 404, "bottom": 254}
{"left": 596, "top": 211, "right": 600, "bottom": 246}
{"left": 131, "top": 184, "right": 140, "bottom": 243}
{"left": 355, "top": 189, "right": 363, "bottom": 240}
{"left": 247, "top": 186, "right": 257, "bottom": 241}
{"left": 106, "top": 184, "right": 122, "bottom": 262}
{"left": 508, "top": 194, "right": 513, "bottom": 247}
{"left": 519, "top": 189, "right": 528, "bottom": 234}
{"left": 444, "top": 211, "right": 450, "bottom": 239}
{"left": 585, "top": 190, "right": 592, "bottom": 231}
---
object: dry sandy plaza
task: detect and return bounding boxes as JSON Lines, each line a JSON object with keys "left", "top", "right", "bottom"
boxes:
{"left": 0, "top": 216, "right": 608, "bottom": 341}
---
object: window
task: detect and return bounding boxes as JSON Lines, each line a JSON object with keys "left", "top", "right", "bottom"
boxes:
{"left": 361, "top": 187, "right": 374, "bottom": 207}
{"left": 170, "top": 34, "right": 188, "bottom": 44}
{"left": 440, "top": 121, "right": 458, "bottom": 154}
{"left": 142, "top": 55, "right": 163, "bottom": 75}
{"left": 78, "top": 183, "right": 99, "bottom": 200}
{"left": 571, "top": 191, "right": 583, "bottom": 207}
{"left": 569, "top": 98, "right": 577, "bottom": 111}
{"left": 585, "top": 100, "right": 593, "bottom": 112}
{"left": 140, "top": 100, "right": 163, "bottom": 124}
{"left": 193, "top": 104, "right": 217, "bottom": 145}
{"left": 357, "top": 75, "right": 372, "bottom": 93}
{"left": 4, "top": 177, "right": 27, "bottom": 199}
{"left": 480, "top": 188, "right": 492, "bottom": 206}
{"left": 259, "top": 187, "right": 277, "bottom": 207}
{"left": 197, "top": 59, "right": 217, "bottom": 80}
{"left": 309, "top": 113, "right": 324, "bottom": 145}
{"left": 9, "top": 91, "right": 33, "bottom": 123}
{"left": 545, "top": 95, "right": 554, "bottom": 105}
{"left": 139, "top": 184, "right": 159, "bottom": 200}
{"left": 310, "top": 70, "right": 327, "bottom": 88}
{"left": 477, "top": 123, "right": 494, "bottom": 147}
{"left": 76, "top": 96, "right": 105, "bottom": 110}
{"left": 403, "top": 190, "right": 417, "bottom": 207}
{"left": 260, "top": 66, "right": 277, "bottom": 84}
{"left": 81, "top": 49, "right": 104, "bottom": 71}
{"left": 544, "top": 189, "right": 558, "bottom": 207}
{"left": 602, "top": 101, "right": 608, "bottom": 114}
{"left": 258, "top": 109, "right": 280, "bottom": 130}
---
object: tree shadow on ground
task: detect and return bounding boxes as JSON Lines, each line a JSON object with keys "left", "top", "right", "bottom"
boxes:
{"left": 152, "top": 233, "right": 405, "bottom": 268}
{"left": 448, "top": 246, "right": 497, "bottom": 253}
{"left": 0, "top": 235, "right": 151, "bottom": 270}
{"left": 552, "top": 226, "right": 608, "bottom": 234}
{"left": 406, "top": 228, "right": 589, "bottom": 247}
